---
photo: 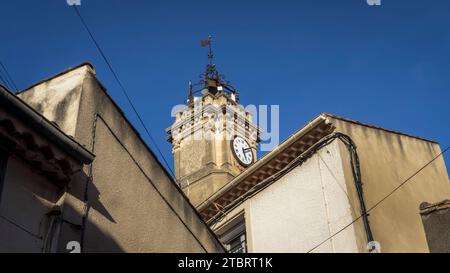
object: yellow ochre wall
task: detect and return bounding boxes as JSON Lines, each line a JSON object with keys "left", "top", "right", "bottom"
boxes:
{"left": 331, "top": 116, "right": 450, "bottom": 253}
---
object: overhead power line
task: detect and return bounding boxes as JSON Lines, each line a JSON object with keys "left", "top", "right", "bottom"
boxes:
{"left": 0, "top": 61, "right": 18, "bottom": 92}
{"left": 72, "top": 6, "right": 175, "bottom": 178}
{"left": 0, "top": 71, "right": 9, "bottom": 88}
{"left": 306, "top": 146, "right": 449, "bottom": 253}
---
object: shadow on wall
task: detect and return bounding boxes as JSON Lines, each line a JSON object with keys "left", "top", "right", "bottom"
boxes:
{"left": 57, "top": 171, "right": 123, "bottom": 253}
{"left": 58, "top": 198, "right": 124, "bottom": 253}
{"left": 0, "top": 163, "right": 121, "bottom": 253}
{"left": 70, "top": 171, "right": 116, "bottom": 224}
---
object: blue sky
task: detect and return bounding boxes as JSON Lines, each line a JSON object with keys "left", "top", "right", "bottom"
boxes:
{"left": 1, "top": 0, "right": 449, "bottom": 170}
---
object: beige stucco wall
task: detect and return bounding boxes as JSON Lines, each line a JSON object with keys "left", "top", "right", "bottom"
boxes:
{"left": 16, "top": 66, "right": 87, "bottom": 137}
{"left": 331, "top": 117, "right": 450, "bottom": 253}
{"left": 0, "top": 156, "right": 61, "bottom": 252}
{"left": 18, "top": 65, "right": 224, "bottom": 253}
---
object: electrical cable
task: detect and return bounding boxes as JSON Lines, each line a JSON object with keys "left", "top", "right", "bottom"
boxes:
{"left": 204, "top": 130, "right": 448, "bottom": 253}
{"left": 318, "top": 154, "right": 358, "bottom": 216}
{"left": 72, "top": 6, "right": 174, "bottom": 177}
{"left": 0, "top": 61, "right": 18, "bottom": 92}
{"left": 306, "top": 145, "right": 449, "bottom": 253}
{"left": 0, "top": 71, "right": 9, "bottom": 89}
{"left": 70, "top": 5, "right": 448, "bottom": 252}
{"left": 207, "top": 132, "right": 372, "bottom": 238}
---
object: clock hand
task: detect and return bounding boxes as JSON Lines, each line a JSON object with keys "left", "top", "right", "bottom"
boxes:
{"left": 241, "top": 148, "right": 248, "bottom": 161}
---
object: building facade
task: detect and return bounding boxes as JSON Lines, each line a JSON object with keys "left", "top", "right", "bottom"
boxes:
{"left": 1, "top": 63, "right": 224, "bottom": 253}
{"left": 196, "top": 114, "right": 450, "bottom": 253}
{"left": 0, "top": 84, "right": 94, "bottom": 252}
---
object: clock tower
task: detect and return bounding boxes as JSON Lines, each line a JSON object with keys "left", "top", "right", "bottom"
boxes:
{"left": 166, "top": 36, "right": 259, "bottom": 207}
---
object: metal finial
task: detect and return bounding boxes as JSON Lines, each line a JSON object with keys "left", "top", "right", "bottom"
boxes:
{"left": 200, "top": 35, "right": 220, "bottom": 82}
{"left": 188, "top": 80, "right": 193, "bottom": 104}
{"left": 196, "top": 35, "right": 238, "bottom": 98}
{"left": 207, "top": 35, "right": 213, "bottom": 66}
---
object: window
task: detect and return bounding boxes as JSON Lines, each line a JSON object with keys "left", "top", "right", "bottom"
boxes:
{"left": 217, "top": 213, "right": 247, "bottom": 253}
{"left": 225, "top": 231, "right": 247, "bottom": 253}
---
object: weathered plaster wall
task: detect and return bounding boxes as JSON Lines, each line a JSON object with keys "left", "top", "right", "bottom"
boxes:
{"left": 17, "top": 66, "right": 89, "bottom": 136}
{"left": 420, "top": 201, "right": 450, "bottom": 253}
{"left": 82, "top": 116, "right": 208, "bottom": 252}
{"left": 0, "top": 156, "right": 60, "bottom": 252}
{"left": 331, "top": 117, "right": 450, "bottom": 252}
{"left": 18, "top": 65, "right": 224, "bottom": 253}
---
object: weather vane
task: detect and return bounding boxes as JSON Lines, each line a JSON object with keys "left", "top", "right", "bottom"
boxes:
{"left": 186, "top": 35, "right": 239, "bottom": 104}
{"left": 200, "top": 34, "right": 221, "bottom": 82}
{"left": 200, "top": 35, "right": 213, "bottom": 66}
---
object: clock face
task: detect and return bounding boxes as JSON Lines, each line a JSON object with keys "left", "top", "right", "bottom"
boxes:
{"left": 232, "top": 136, "right": 253, "bottom": 167}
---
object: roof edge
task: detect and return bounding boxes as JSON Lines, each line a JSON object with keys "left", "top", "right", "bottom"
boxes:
{"left": 322, "top": 113, "right": 439, "bottom": 144}
{"left": 0, "top": 85, "right": 95, "bottom": 164}
{"left": 420, "top": 199, "right": 450, "bottom": 215}
{"left": 81, "top": 71, "right": 226, "bottom": 252}
{"left": 197, "top": 113, "right": 329, "bottom": 212}
{"left": 198, "top": 112, "right": 440, "bottom": 217}
{"left": 16, "top": 62, "right": 95, "bottom": 95}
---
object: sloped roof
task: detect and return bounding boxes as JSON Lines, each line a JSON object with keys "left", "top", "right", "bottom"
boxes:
{"left": 16, "top": 62, "right": 95, "bottom": 95}
{"left": 0, "top": 84, "right": 95, "bottom": 184}
{"left": 323, "top": 113, "right": 438, "bottom": 144}
{"left": 14, "top": 63, "right": 226, "bottom": 252}
{"left": 198, "top": 114, "right": 334, "bottom": 222}
{"left": 198, "top": 113, "right": 439, "bottom": 223}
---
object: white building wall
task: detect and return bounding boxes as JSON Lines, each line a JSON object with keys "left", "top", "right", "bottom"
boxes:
{"left": 246, "top": 141, "right": 359, "bottom": 253}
